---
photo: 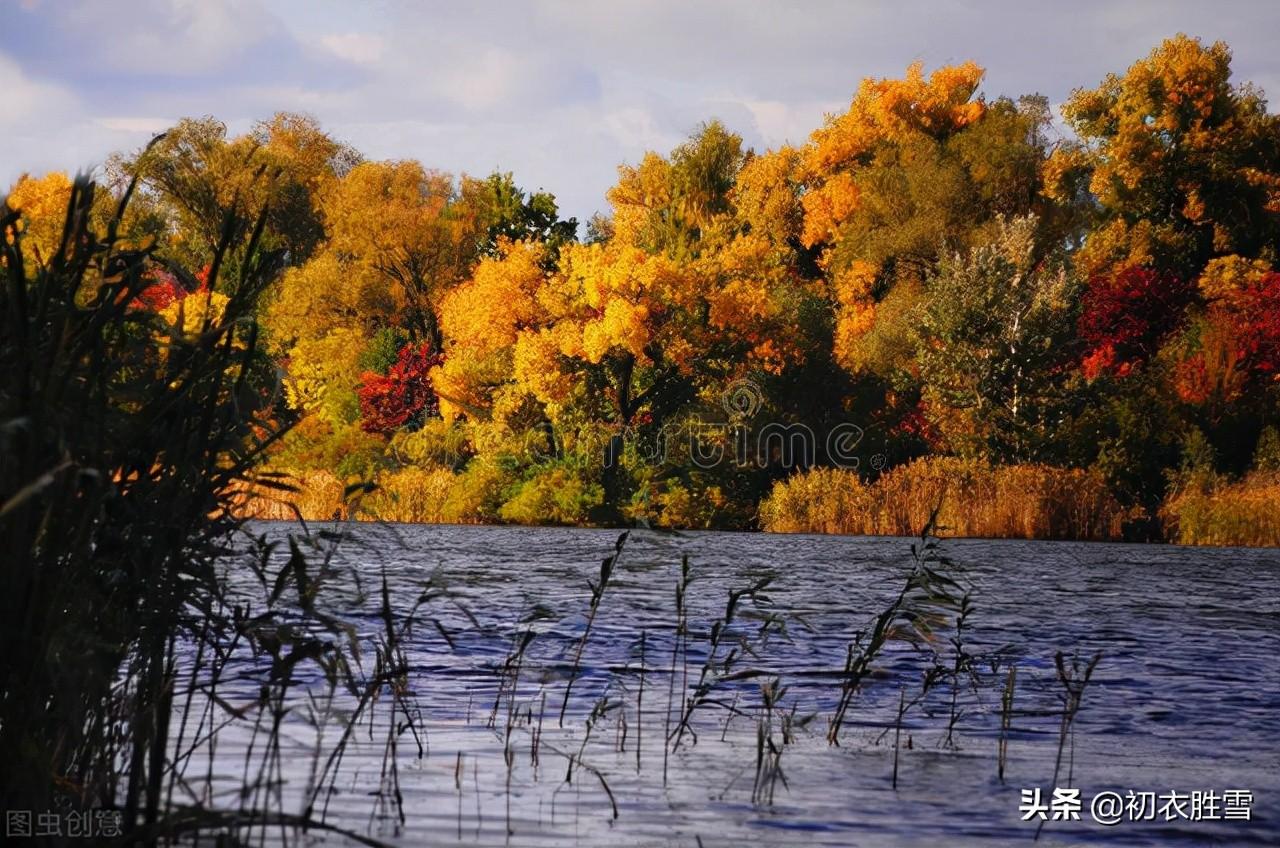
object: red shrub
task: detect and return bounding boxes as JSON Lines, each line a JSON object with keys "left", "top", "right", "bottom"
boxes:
{"left": 1078, "top": 267, "right": 1193, "bottom": 379}
{"left": 134, "top": 269, "right": 183, "bottom": 311}
{"left": 132, "top": 264, "right": 212, "bottom": 311}
{"left": 1232, "top": 272, "right": 1280, "bottom": 375}
{"left": 358, "top": 341, "right": 441, "bottom": 434}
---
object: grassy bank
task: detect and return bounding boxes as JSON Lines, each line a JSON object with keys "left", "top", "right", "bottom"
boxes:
{"left": 239, "top": 456, "right": 1140, "bottom": 542}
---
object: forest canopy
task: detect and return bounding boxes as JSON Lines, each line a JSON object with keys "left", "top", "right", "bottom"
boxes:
{"left": 6, "top": 34, "right": 1279, "bottom": 540}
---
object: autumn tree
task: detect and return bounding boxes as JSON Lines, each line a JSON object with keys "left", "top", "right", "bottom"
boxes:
{"left": 606, "top": 120, "right": 746, "bottom": 260}
{"left": 113, "top": 113, "right": 357, "bottom": 269}
{"left": 1047, "top": 35, "right": 1280, "bottom": 280}
{"left": 262, "top": 251, "right": 397, "bottom": 354}
{"left": 434, "top": 240, "right": 547, "bottom": 420}
{"left": 1163, "top": 260, "right": 1280, "bottom": 470}
{"left": 798, "top": 62, "right": 1066, "bottom": 378}
{"left": 428, "top": 125, "right": 830, "bottom": 523}
{"left": 915, "top": 216, "right": 1083, "bottom": 461}
{"left": 324, "top": 161, "right": 533, "bottom": 349}
{"left": 3, "top": 172, "right": 74, "bottom": 264}
{"left": 475, "top": 172, "right": 578, "bottom": 262}
{"left": 507, "top": 125, "right": 816, "bottom": 430}
{"left": 1054, "top": 35, "right": 1280, "bottom": 475}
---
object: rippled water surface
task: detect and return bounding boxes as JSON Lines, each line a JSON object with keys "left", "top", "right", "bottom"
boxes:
{"left": 209, "top": 524, "right": 1280, "bottom": 846}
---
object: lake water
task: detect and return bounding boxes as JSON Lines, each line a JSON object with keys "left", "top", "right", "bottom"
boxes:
{"left": 203, "top": 523, "right": 1280, "bottom": 846}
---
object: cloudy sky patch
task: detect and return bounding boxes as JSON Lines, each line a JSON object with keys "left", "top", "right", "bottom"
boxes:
{"left": 3, "top": 0, "right": 1278, "bottom": 223}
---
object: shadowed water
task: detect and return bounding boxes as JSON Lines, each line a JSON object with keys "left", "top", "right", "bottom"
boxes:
{"left": 197, "top": 524, "right": 1280, "bottom": 846}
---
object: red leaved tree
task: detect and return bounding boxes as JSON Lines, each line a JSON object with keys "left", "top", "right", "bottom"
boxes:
{"left": 357, "top": 341, "right": 441, "bottom": 434}
{"left": 132, "top": 264, "right": 212, "bottom": 311}
{"left": 1078, "top": 267, "right": 1194, "bottom": 379}
{"left": 1174, "top": 272, "right": 1280, "bottom": 404}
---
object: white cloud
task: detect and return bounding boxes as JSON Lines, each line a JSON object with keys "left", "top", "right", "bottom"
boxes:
{"left": 4, "top": 0, "right": 1280, "bottom": 221}
{"left": 319, "top": 32, "right": 384, "bottom": 65}
{"left": 56, "top": 0, "right": 281, "bottom": 76}
{"left": 94, "top": 117, "right": 173, "bottom": 134}
{"left": 601, "top": 106, "right": 680, "bottom": 154}
{"left": 740, "top": 98, "right": 844, "bottom": 148}
{"left": 0, "top": 52, "right": 77, "bottom": 130}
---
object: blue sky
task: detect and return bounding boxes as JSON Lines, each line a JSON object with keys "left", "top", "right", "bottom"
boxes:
{"left": 3, "top": 0, "right": 1279, "bottom": 224}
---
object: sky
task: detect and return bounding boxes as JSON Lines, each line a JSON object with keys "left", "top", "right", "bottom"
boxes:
{"left": 3, "top": 0, "right": 1280, "bottom": 225}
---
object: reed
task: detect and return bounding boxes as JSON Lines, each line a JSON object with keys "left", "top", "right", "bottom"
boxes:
{"left": 662, "top": 554, "right": 692, "bottom": 786}
{"left": 750, "top": 677, "right": 788, "bottom": 805}
{"left": 1049, "top": 651, "right": 1101, "bottom": 791}
{"left": 827, "top": 512, "right": 969, "bottom": 745}
{"left": 997, "top": 664, "right": 1017, "bottom": 782}
{"left": 0, "top": 172, "right": 288, "bottom": 831}
{"left": 670, "top": 576, "right": 775, "bottom": 749}
{"left": 761, "top": 457, "right": 1127, "bottom": 540}
{"left": 233, "top": 470, "right": 349, "bottom": 521}
{"left": 559, "top": 531, "right": 627, "bottom": 725}
{"left": 1161, "top": 470, "right": 1280, "bottom": 546}
{"left": 944, "top": 590, "right": 976, "bottom": 749}
{"left": 0, "top": 175, "right": 452, "bottom": 846}
{"left": 635, "top": 630, "right": 646, "bottom": 773}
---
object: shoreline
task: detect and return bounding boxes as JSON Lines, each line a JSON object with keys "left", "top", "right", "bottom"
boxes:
{"left": 236, "top": 513, "right": 1280, "bottom": 550}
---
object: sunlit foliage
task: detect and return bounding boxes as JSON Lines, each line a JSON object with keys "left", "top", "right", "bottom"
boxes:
{"left": 44, "top": 35, "right": 1280, "bottom": 540}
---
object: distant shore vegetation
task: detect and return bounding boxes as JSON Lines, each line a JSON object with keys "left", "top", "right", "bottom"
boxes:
{"left": 7, "top": 34, "right": 1280, "bottom": 545}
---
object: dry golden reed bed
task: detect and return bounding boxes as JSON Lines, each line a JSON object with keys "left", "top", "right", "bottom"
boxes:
{"left": 759, "top": 458, "right": 1128, "bottom": 541}
{"left": 234, "top": 459, "right": 1280, "bottom": 547}
{"left": 1161, "top": 472, "right": 1280, "bottom": 547}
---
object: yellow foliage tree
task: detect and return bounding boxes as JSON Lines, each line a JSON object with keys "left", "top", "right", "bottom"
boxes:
{"left": 799, "top": 61, "right": 986, "bottom": 250}
{"left": 434, "top": 240, "right": 546, "bottom": 418}
{"left": 4, "top": 172, "right": 74, "bottom": 263}
{"left": 120, "top": 113, "right": 354, "bottom": 267}
{"left": 325, "top": 161, "right": 493, "bottom": 349}
{"left": 795, "top": 62, "right": 1056, "bottom": 376}
{"left": 1047, "top": 34, "right": 1280, "bottom": 278}
{"left": 282, "top": 325, "right": 367, "bottom": 426}
{"left": 262, "top": 251, "right": 395, "bottom": 355}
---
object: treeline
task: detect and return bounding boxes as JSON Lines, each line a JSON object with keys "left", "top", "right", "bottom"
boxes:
{"left": 7, "top": 35, "right": 1280, "bottom": 543}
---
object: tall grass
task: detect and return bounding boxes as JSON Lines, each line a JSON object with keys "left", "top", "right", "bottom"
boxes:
{"left": 760, "top": 457, "right": 1128, "bottom": 540}
{"left": 236, "top": 463, "right": 509, "bottom": 525}
{"left": 1, "top": 175, "right": 417, "bottom": 844}
{"left": 1, "top": 172, "right": 283, "bottom": 823}
{"left": 1161, "top": 471, "right": 1280, "bottom": 546}
{"left": 233, "top": 469, "right": 350, "bottom": 520}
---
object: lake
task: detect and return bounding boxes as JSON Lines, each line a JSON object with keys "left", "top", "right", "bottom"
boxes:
{"left": 199, "top": 523, "right": 1280, "bottom": 846}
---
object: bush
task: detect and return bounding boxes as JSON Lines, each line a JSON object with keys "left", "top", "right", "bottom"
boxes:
{"left": 499, "top": 465, "right": 604, "bottom": 525}
{"left": 626, "top": 477, "right": 735, "bottom": 529}
{"left": 269, "top": 415, "right": 387, "bottom": 479}
{"left": 391, "top": 418, "right": 472, "bottom": 470}
{"left": 441, "top": 458, "right": 513, "bottom": 523}
{"left": 758, "top": 467, "right": 873, "bottom": 534}
{"left": 1253, "top": 426, "right": 1280, "bottom": 474}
